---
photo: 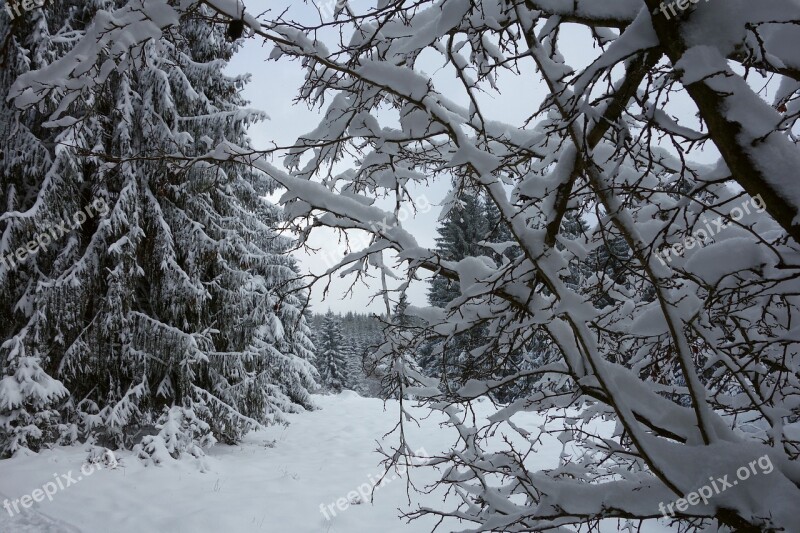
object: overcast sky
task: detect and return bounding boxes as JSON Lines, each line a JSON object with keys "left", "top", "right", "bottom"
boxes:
{"left": 228, "top": 38, "right": 443, "bottom": 313}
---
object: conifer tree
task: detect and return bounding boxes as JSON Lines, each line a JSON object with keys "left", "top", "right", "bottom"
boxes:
{"left": 428, "top": 192, "right": 487, "bottom": 309}
{"left": 316, "top": 311, "right": 350, "bottom": 392}
{"left": 375, "top": 294, "right": 424, "bottom": 399}
{"left": 483, "top": 192, "right": 518, "bottom": 263}
{"left": 309, "top": 310, "right": 384, "bottom": 396}
{"left": 425, "top": 192, "right": 490, "bottom": 387}
{"left": 0, "top": 2, "right": 316, "bottom": 457}
{"left": 0, "top": 0, "right": 75, "bottom": 458}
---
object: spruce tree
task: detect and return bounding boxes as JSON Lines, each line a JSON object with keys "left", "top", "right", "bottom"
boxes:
{"left": 316, "top": 311, "right": 349, "bottom": 392}
{"left": 425, "top": 192, "right": 490, "bottom": 387}
{"left": 501, "top": 211, "right": 588, "bottom": 402}
{"left": 483, "top": 192, "right": 518, "bottom": 263}
{"left": 0, "top": 0, "right": 75, "bottom": 458}
{"left": 0, "top": 2, "right": 316, "bottom": 457}
{"left": 428, "top": 192, "right": 487, "bottom": 309}
{"left": 375, "top": 294, "right": 424, "bottom": 399}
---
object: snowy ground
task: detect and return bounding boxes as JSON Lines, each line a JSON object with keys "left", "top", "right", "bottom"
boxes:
{"left": 0, "top": 392, "right": 675, "bottom": 532}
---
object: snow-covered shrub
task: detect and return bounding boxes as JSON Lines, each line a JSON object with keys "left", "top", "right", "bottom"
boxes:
{"left": 134, "top": 403, "right": 216, "bottom": 465}
{"left": 0, "top": 339, "right": 68, "bottom": 456}
{"left": 85, "top": 445, "right": 121, "bottom": 469}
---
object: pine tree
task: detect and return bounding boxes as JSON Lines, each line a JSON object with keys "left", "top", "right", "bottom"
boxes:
{"left": 0, "top": 2, "right": 316, "bottom": 457}
{"left": 375, "top": 294, "right": 424, "bottom": 400}
{"left": 428, "top": 192, "right": 488, "bottom": 309}
{"left": 316, "top": 311, "right": 350, "bottom": 392}
{"left": 309, "top": 310, "right": 384, "bottom": 396}
{"left": 0, "top": 0, "right": 76, "bottom": 458}
{"left": 498, "top": 211, "right": 588, "bottom": 402}
{"left": 0, "top": 338, "right": 69, "bottom": 455}
{"left": 483, "top": 193, "right": 518, "bottom": 263}
{"left": 341, "top": 335, "right": 367, "bottom": 395}
{"left": 425, "top": 192, "right": 490, "bottom": 387}
{"left": 392, "top": 293, "right": 412, "bottom": 328}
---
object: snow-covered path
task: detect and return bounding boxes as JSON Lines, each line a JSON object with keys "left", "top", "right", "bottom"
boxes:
{"left": 0, "top": 393, "right": 464, "bottom": 533}
{"left": 0, "top": 492, "right": 80, "bottom": 533}
{"left": 0, "top": 393, "right": 673, "bottom": 532}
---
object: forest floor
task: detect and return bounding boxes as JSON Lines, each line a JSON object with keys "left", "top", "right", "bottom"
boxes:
{"left": 0, "top": 392, "right": 674, "bottom": 533}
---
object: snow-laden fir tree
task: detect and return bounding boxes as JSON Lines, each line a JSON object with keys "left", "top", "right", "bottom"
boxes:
{"left": 427, "top": 191, "right": 488, "bottom": 309}
{"left": 341, "top": 335, "right": 366, "bottom": 395}
{"left": 315, "top": 310, "right": 350, "bottom": 392}
{"left": 0, "top": 0, "right": 78, "bottom": 457}
{"left": 0, "top": 1, "right": 316, "bottom": 458}
{"left": 423, "top": 190, "right": 528, "bottom": 401}
{"left": 376, "top": 294, "right": 424, "bottom": 400}
{"left": 310, "top": 310, "right": 384, "bottom": 396}
{"left": 423, "top": 191, "right": 490, "bottom": 388}
{"left": 482, "top": 192, "right": 518, "bottom": 264}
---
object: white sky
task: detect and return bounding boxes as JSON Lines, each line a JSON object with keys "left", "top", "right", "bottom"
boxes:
{"left": 228, "top": 38, "right": 444, "bottom": 313}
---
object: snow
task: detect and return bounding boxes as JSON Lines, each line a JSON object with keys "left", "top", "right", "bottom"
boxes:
{"left": 0, "top": 393, "right": 675, "bottom": 533}
{"left": 0, "top": 394, "right": 455, "bottom": 533}
{"left": 525, "top": 0, "right": 640, "bottom": 23}
{"left": 4, "top": 0, "right": 799, "bottom": 529}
